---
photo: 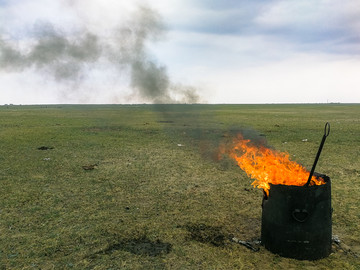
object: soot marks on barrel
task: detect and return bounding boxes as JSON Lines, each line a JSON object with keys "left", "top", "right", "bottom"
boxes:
{"left": 184, "top": 223, "right": 229, "bottom": 247}
{"left": 103, "top": 236, "right": 172, "bottom": 257}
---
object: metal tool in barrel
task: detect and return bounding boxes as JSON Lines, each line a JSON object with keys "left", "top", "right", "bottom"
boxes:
{"left": 305, "top": 122, "right": 330, "bottom": 187}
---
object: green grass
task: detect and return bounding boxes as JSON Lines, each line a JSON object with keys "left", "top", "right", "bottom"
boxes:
{"left": 0, "top": 104, "right": 359, "bottom": 269}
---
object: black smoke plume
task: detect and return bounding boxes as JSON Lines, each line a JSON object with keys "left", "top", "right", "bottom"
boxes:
{"left": 0, "top": 4, "right": 200, "bottom": 104}
{"left": 0, "top": 22, "right": 101, "bottom": 82}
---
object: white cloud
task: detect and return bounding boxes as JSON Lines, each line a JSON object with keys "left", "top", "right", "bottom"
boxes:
{"left": 0, "top": 1, "right": 77, "bottom": 36}
{"left": 203, "top": 54, "right": 360, "bottom": 103}
{"left": 255, "top": 0, "right": 360, "bottom": 45}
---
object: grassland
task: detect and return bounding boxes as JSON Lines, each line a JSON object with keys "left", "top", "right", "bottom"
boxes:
{"left": 0, "top": 104, "right": 359, "bottom": 269}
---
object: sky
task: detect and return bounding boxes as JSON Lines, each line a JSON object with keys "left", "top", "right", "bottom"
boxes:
{"left": 1, "top": 0, "right": 360, "bottom": 104}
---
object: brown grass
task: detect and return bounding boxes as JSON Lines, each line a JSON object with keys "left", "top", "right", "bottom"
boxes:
{"left": 0, "top": 104, "right": 359, "bottom": 269}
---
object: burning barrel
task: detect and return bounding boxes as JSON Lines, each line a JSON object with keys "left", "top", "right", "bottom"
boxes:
{"left": 224, "top": 123, "right": 332, "bottom": 260}
{"left": 261, "top": 172, "right": 332, "bottom": 260}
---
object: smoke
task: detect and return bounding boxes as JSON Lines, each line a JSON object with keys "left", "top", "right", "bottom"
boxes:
{"left": 214, "top": 127, "right": 270, "bottom": 169}
{"left": 130, "top": 60, "right": 171, "bottom": 103}
{"left": 110, "top": 5, "right": 172, "bottom": 103}
{"left": 0, "top": 22, "right": 101, "bottom": 81}
{"left": 0, "top": 4, "right": 201, "bottom": 104}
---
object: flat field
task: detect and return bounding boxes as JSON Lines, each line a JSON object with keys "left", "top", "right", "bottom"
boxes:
{"left": 0, "top": 104, "right": 359, "bottom": 269}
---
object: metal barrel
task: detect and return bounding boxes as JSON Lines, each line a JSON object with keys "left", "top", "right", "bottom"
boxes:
{"left": 261, "top": 173, "right": 332, "bottom": 260}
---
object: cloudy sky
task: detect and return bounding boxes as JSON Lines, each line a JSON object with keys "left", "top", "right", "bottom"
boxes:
{"left": 1, "top": 0, "right": 360, "bottom": 104}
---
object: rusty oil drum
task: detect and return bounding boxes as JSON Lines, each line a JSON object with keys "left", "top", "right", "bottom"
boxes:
{"left": 261, "top": 173, "right": 332, "bottom": 260}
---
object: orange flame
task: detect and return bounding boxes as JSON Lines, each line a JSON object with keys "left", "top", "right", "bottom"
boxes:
{"left": 226, "top": 134, "right": 325, "bottom": 196}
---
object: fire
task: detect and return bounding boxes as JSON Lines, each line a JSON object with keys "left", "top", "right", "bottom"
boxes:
{"left": 225, "top": 134, "right": 325, "bottom": 196}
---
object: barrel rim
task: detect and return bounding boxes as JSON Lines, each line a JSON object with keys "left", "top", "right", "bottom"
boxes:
{"left": 267, "top": 172, "right": 330, "bottom": 190}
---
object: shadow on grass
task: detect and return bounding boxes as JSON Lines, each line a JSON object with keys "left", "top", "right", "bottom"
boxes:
{"left": 184, "top": 223, "right": 231, "bottom": 247}
{"left": 91, "top": 236, "right": 172, "bottom": 257}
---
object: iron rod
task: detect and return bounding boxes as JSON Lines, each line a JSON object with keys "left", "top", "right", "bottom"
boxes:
{"left": 305, "top": 122, "right": 330, "bottom": 186}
